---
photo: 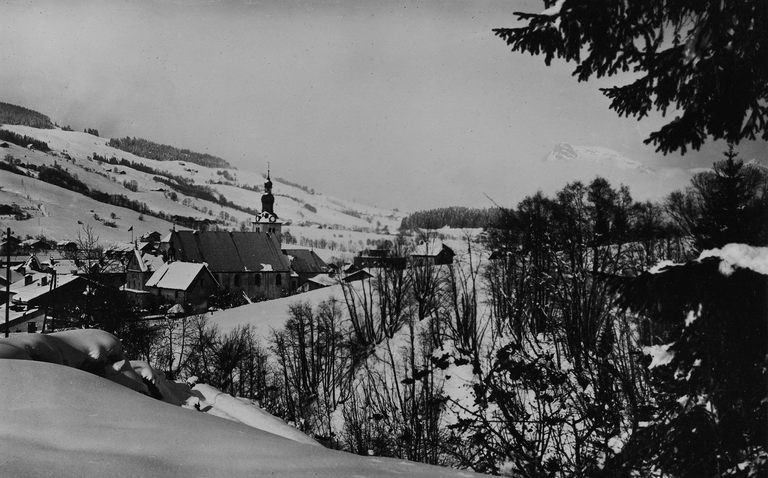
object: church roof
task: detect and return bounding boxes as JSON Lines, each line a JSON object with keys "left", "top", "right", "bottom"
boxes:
{"left": 168, "top": 231, "right": 290, "bottom": 273}
{"left": 282, "top": 249, "right": 329, "bottom": 274}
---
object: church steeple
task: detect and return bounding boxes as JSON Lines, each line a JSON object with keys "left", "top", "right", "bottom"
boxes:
{"left": 261, "top": 166, "right": 275, "bottom": 215}
{"left": 253, "top": 164, "right": 282, "bottom": 243}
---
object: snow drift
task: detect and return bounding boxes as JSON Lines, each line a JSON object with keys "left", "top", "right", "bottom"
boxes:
{"left": 0, "top": 360, "right": 483, "bottom": 477}
{"left": 0, "top": 330, "right": 486, "bottom": 476}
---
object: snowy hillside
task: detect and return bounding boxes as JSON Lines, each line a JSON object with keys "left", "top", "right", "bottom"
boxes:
{"left": 0, "top": 124, "right": 402, "bottom": 251}
{"left": 541, "top": 142, "right": 694, "bottom": 200}
{"left": 0, "top": 359, "right": 486, "bottom": 477}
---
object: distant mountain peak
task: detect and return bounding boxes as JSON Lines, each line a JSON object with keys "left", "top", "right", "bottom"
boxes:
{"left": 545, "top": 143, "right": 656, "bottom": 175}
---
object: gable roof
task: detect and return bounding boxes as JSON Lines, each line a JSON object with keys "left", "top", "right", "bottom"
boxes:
{"left": 169, "top": 231, "right": 290, "bottom": 273}
{"left": 411, "top": 241, "right": 454, "bottom": 258}
{"left": 128, "top": 250, "right": 166, "bottom": 273}
{"left": 145, "top": 262, "right": 217, "bottom": 291}
{"left": 282, "top": 249, "right": 329, "bottom": 274}
{"left": 0, "top": 267, "right": 25, "bottom": 286}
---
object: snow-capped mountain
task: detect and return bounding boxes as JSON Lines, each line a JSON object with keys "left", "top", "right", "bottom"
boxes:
{"left": 545, "top": 143, "right": 656, "bottom": 174}
{"left": 539, "top": 143, "right": 693, "bottom": 200}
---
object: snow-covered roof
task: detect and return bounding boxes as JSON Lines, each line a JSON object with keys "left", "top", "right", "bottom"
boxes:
{"left": 411, "top": 241, "right": 445, "bottom": 257}
{"left": 10, "top": 274, "right": 81, "bottom": 304}
{"left": 130, "top": 250, "right": 166, "bottom": 273}
{"left": 306, "top": 274, "right": 337, "bottom": 287}
{"left": 145, "top": 262, "right": 211, "bottom": 291}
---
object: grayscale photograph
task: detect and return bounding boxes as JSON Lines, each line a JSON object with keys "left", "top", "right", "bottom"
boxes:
{"left": 0, "top": 1, "right": 766, "bottom": 476}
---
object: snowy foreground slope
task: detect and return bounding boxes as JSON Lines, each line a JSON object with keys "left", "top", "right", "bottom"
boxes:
{"left": 0, "top": 360, "right": 486, "bottom": 478}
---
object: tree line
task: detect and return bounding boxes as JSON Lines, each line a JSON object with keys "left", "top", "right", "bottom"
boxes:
{"left": 0, "top": 101, "right": 54, "bottom": 129}
{"left": 108, "top": 136, "right": 231, "bottom": 168}
{"left": 0, "top": 128, "right": 50, "bottom": 151}
{"left": 400, "top": 206, "right": 503, "bottom": 230}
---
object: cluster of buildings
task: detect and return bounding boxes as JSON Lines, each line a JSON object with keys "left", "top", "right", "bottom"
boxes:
{"left": 1, "top": 174, "right": 454, "bottom": 334}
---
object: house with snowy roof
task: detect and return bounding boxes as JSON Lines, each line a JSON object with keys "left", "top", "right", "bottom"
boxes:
{"left": 123, "top": 250, "right": 167, "bottom": 305}
{"left": 282, "top": 248, "right": 329, "bottom": 289}
{"left": 1, "top": 272, "right": 86, "bottom": 333}
{"left": 410, "top": 241, "right": 455, "bottom": 266}
{"left": 145, "top": 262, "right": 220, "bottom": 311}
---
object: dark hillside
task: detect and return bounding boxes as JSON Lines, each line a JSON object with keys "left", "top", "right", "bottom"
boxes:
{"left": 400, "top": 206, "right": 502, "bottom": 230}
{"left": 108, "top": 136, "right": 231, "bottom": 168}
{"left": 0, "top": 101, "right": 54, "bottom": 128}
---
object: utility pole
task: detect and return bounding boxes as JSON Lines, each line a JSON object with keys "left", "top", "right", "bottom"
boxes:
{"left": 5, "top": 227, "right": 11, "bottom": 337}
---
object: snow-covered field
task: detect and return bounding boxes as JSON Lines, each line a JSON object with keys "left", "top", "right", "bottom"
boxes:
{"left": 0, "top": 360, "right": 486, "bottom": 477}
{"left": 208, "top": 284, "right": 348, "bottom": 335}
{"left": 0, "top": 328, "right": 488, "bottom": 478}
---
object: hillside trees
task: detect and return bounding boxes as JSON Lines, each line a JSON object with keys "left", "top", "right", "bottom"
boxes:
{"left": 400, "top": 206, "right": 502, "bottom": 230}
{"left": 0, "top": 129, "right": 50, "bottom": 151}
{"left": 666, "top": 146, "right": 768, "bottom": 250}
{"left": 448, "top": 178, "right": 662, "bottom": 476}
{"left": 108, "top": 137, "right": 231, "bottom": 168}
{"left": 0, "top": 101, "right": 54, "bottom": 128}
{"left": 271, "top": 300, "right": 350, "bottom": 438}
{"left": 495, "top": 1, "right": 768, "bottom": 154}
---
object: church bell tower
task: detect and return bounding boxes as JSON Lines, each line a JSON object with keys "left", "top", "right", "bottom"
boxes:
{"left": 253, "top": 167, "right": 282, "bottom": 242}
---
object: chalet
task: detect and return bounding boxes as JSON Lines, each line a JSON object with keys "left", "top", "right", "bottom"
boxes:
{"left": 123, "top": 250, "right": 166, "bottom": 305}
{"left": 56, "top": 240, "right": 78, "bottom": 252}
{"left": 410, "top": 242, "right": 455, "bottom": 266}
{"left": 166, "top": 230, "right": 291, "bottom": 300}
{"left": 343, "top": 268, "right": 374, "bottom": 283}
{"left": 300, "top": 273, "right": 338, "bottom": 292}
{"left": 0, "top": 142, "right": 9, "bottom": 148}
{"left": 282, "top": 248, "right": 329, "bottom": 289}
{"left": 19, "top": 238, "right": 53, "bottom": 253}
{"left": 353, "top": 248, "right": 407, "bottom": 270}
{"left": 0, "top": 235, "right": 21, "bottom": 255}
{"left": 140, "top": 231, "right": 162, "bottom": 243}
{"left": 1, "top": 272, "right": 86, "bottom": 333}
{"left": 145, "top": 262, "right": 220, "bottom": 311}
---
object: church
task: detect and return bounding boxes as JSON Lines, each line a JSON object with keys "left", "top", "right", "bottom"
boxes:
{"left": 161, "top": 171, "right": 326, "bottom": 301}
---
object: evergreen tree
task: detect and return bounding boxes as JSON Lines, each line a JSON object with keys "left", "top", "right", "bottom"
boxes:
{"left": 494, "top": 1, "right": 768, "bottom": 154}
{"left": 667, "top": 146, "right": 768, "bottom": 250}
{"left": 614, "top": 254, "right": 768, "bottom": 477}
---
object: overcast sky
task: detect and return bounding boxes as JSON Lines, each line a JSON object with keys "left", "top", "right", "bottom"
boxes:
{"left": 1, "top": 0, "right": 765, "bottom": 210}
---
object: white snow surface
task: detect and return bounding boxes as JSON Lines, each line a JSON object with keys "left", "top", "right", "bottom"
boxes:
{"left": 643, "top": 343, "right": 676, "bottom": 369}
{"left": 0, "top": 328, "right": 487, "bottom": 477}
{"left": 192, "top": 383, "right": 319, "bottom": 446}
{"left": 145, "top": 261, "right": 207, "bottom": 290}
{"left": 698, "top": 244, "right": 768, "bottom": 276}
{"left": 0, "top": 359, "right": 486, "bottom": 477}
{"left": 208, "top": 284, "right": 351, "bottom": 335}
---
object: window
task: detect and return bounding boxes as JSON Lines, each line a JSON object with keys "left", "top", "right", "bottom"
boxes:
{"left": 276, "top": 274, "right": 282, "bottom": 286}
{"left": 255, "top": 274, "right": 261, "bottom": 287}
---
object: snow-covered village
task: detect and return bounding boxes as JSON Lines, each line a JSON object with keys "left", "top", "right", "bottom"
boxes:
{"left": 1, "top": 1, "right": 767, "bottom": 477}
